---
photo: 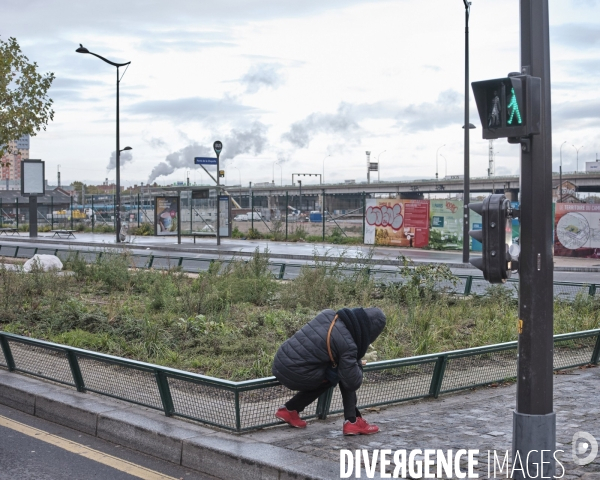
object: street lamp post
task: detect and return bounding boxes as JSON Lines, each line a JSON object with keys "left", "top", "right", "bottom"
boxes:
{"left": 440, "top": 154, "right": 447, "bottom": 178}
{"left": 322, "top": 155, "right": 330, "bottom": 184}
{"left": 377, "top": 150, "right": 386, "bottom": 183}
{"left": 559, "top": 141, "right": 567, "bottom": 202}
{"left": 572, "top": 144, "right": 583, "bottom": 172}
{"left": 436, "top": 145, "right": 445, "bottom": 181}
{"left": 76, "top": 44, "right": 131, "bottom": 243}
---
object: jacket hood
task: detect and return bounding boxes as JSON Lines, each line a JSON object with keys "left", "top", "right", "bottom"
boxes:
{"left": 362, "top": 307, "right": 386, "bottom": 341}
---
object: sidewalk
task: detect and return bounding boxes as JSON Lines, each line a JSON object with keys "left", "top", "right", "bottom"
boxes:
{"left": 246, "top": 366, "right": 600, "bottom": 478}
{"left": 0, "top": 366, "right": 598, "bottom": 478}
{"left": 2, "top": 232, "right": 599, "bottom": 272}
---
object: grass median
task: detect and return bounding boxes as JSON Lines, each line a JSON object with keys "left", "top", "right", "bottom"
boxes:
{"left": 0, "top": 249, "right": 598, "bottom": 380}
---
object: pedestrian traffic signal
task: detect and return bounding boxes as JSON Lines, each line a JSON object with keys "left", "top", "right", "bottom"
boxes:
{"left": 471, "top": 74, "right": 541, "bottom": 140}
{"left": 469, "top": 194, "right": 514, "bottom": 283}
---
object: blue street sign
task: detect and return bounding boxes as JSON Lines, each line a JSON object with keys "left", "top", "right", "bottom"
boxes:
{"left": 194, "top": 157, "right": 218, "bottom": 165}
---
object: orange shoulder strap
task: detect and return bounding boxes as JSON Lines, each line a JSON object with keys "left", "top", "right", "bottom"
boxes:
{"left": 326, "top": 314, "right": 338, "bottom": 368}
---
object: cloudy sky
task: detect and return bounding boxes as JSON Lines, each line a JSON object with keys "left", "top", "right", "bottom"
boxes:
{"left": 4, "top": 0, "right": 600, "bottom": 187}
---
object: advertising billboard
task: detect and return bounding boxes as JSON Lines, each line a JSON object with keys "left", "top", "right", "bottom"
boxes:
{"left": 154, "top": 196, "right": 180, "bottom": 236}
{"left": 554, "top": 203, "right": 600, "bottom": 257}
{"left": 429, "top": 199, "right": 485, "bottom": 250}
{"left": 364, "top": 199, "right": 429, "bottom": 247}
{"left": 21, "top": 160, "right": 45, "bottom": 196}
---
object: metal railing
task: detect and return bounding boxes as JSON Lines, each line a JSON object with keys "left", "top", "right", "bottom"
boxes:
{"left": 0, "top": 329, "right": 598, "bottom": 432}
{"left": 0, "top": 244, "right": 598, "bottom": 301}
{"left": 1, "top": 244, "right": 599, "bottom": 431}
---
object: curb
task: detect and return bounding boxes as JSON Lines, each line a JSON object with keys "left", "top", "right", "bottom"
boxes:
{"left": 0, "top": 369, "right": 348, "bottom": 480}
{"left": 2, "top": 236, "right": 598, "bottom": 272}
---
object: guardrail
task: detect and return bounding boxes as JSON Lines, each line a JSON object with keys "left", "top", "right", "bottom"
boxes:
{"left": 0, "top": 244, "right": 597, "bottom": 301}
{"left": 1, "top": 329, "right": 599, "bottom": 432}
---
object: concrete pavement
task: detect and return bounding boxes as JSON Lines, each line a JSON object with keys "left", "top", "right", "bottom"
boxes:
{"left": 1, "top": 365, "right": 599, "bottom": 479}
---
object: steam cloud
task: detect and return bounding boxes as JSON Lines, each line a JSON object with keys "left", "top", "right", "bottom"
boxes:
{"left": 282, "top": 103, "right": 360, "bottom": 149}
{"left": 220, "top": 121, "right": 268, "bottom": 160}
{"left": 241, "top": 63, "right": 284, "bottom": 94}
{"left": 107, "top": 150, "right": 133, "bottom": 171}
{"left": 147, "top": 121, "right": 268, "bottom": 183}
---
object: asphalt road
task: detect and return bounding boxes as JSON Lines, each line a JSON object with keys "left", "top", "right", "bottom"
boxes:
{"left": 0, "top": 404, "right": 217, "bottom": 480}
{"left": 1, "top": 236, "right": 599, "bottom": 283}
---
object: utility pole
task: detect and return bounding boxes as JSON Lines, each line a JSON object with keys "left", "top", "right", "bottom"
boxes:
{"left": 513, "top": 1, "right": 555, "bottom": 477}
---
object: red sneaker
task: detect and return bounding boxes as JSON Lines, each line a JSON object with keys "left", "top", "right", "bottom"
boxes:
{"left": 343, "top": 417, "right": 380, "bottom": 435}
{"left": 275, "top": 407, "right": 307, "bottom": 428}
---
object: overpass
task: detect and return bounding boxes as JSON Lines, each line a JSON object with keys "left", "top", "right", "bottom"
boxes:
{"left": 216, "top": 172, "right": 600, "bottom": 210}
{"left": 224, "top": 171, "right": 600, "bottom": 196}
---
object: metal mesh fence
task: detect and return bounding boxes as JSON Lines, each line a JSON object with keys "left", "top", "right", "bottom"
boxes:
{"left": 440, "top": 348, "right": 518, "bottom": 394}
{"left": 0, "top": 246, "right": 17, "bottom": 257}
{"left": 553, "top": 335, "right": 597, "bottom": 369}
{"left": 150, "top": 256, "right": 180, "bottom": 270}
{"left": 0, "top": 346, "right": 7, "bottom": 367}
{"left": 77, "top": 355, "right": 163, "bottom": 410}
{"left": 15, "top": 247, "right": 36, "bottom": 258}
{"left": 281, "top": 264, "right": 303, "bottom": 280}
{"left": 0, "top": 243, "right": 599, "bottom": 302}
{"left": 329, "top": 361, "right": 438, "bottom": 414}
{"left": 36, "top": 248, "right": 59, "bottom": 255}
{"left": 0, "top": 330, "right": 598, "bottom": 432}
{"left": 168, "top": 376, "right": 238, "bottom": 430}
{"left": 8, "top": 340, "right": 75, "bottom": 386}
{"left": 553, "top": 283, "right": 591, "bottom": 301}
{"left": 180, "top": 258, "right": 212, "bottom": 273}
{"left": 130, "top": 255, "right": 152, "bottom": 268}
{"left": 238, "top": 383, "right": 319, "bottom": 430}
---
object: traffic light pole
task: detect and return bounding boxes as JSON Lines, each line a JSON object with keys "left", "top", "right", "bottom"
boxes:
{"left": 513, "top": 0, "right": 555, "bottom": 477}
{"left": 462, "top": 0, "right": 470, "bottom": 264}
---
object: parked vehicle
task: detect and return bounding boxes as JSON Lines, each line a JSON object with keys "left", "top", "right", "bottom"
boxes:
{"left": 233, "top": 214, "right": 248, "bottom": 221}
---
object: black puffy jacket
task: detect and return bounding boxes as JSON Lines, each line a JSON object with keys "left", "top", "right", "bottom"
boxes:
{"left": 272, "top": 308, "right": 386, "bottom": 392}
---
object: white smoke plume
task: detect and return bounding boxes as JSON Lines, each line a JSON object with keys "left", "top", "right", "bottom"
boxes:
{"left": 147, "top": 122, "right": 269, "bottom": 183}
{"left": 107, "top": 150, "right": 133, "bottom": 171}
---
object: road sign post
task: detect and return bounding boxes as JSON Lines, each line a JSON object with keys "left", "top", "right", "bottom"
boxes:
{"left": 214, "top": 141, "right": 223, "bottom": 246}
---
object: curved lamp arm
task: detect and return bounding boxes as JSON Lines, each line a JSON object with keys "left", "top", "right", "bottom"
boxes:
{"left": 76, "top": 44, "right": 131, "bottom": 67}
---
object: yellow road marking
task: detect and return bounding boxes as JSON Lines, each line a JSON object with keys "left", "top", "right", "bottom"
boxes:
{"left": 0, "top": 415, "right": 178, "bottom": 480}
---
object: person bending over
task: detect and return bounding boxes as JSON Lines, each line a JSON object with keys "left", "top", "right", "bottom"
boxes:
{"left": 272, "top": 307, "right": 386, "bottom": 435}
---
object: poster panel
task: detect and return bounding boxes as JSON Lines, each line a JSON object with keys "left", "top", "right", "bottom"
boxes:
{"left": 554, "top": 203, "right": 600, "bottom": 257}
{"left": 429, "top": 199, "right": 484, "bottom": 249}
{"left": 155, "top": 196, "right": 179, "bottom": 236}
{"left": 218, "top": 195, "right": 231, "bottom": 237}
{"left": 364, "top": 199, "right": 429, "bottom": 247}
{"left": 21, "top": 160, "right": 45, "bottom": 196}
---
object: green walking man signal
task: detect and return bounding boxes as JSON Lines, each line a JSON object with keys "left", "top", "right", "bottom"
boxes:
{"left": 471, "top": 73, "right": 541, "bottom": 140}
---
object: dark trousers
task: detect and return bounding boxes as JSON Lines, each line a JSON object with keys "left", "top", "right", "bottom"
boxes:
{"left": 285, "top": 381, "right": 361, "bottom": 421}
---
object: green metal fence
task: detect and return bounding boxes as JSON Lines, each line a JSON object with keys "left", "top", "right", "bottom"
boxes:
{"left": 0, "top": 244, "right": 598, "bottom": 301}
{"left": 0, "top": 329, "right": 598, "bottom": 432}
{"left": 1, "top": 244, "right": 599, "bottom": 431}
